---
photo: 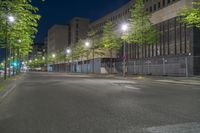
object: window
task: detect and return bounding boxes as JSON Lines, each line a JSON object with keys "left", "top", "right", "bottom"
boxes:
{"left": 154, "top": 4, "right": 157, "bottom": 11}
{"left": 150, "top": 6, "right": 152, "bottom": 12}
{"left": 163, "top": 0, "right": 165, "bottom": 6}
{"left": 158, "top": 2, "right": 161, "bottom": 9}
{"left": 76, "top": 23, "right": 79, "bottom": 28}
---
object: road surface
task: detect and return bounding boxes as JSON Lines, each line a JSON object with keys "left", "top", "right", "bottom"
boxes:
{"left": 0, "top": 72, "right": 200, "bottom": 133}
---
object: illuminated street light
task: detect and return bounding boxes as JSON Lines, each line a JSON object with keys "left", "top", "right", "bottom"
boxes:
{"left": 85, "top": 41, "right": 90, "bottom": 48}
{"left": 4, "top": 14, "right": 16, "bottom": 80}
{"left": 29, "top": 60, "right": 32, "bottom": 63}
{"left": 7, "top": 15, "right": 15, "bottom": 23}
{"left": 42, "top": 56, "right": 45, "bottom": 60}
{"left": 66, "top": 49, "right": 71, "bottom": 54}
{"left": 52, "top": 54, "right": 56, "bottom": 58}
{"left": 121, "top": 23, "right": 129, "bottom": 32}
{"left": 18, "top": 39, "right": 22, "bottom": 43}
{"left": 84, "top": 41, "right": 91, "bottom": 74}
{"left": 121, "top": 23, "right": 129, "bottom": 77}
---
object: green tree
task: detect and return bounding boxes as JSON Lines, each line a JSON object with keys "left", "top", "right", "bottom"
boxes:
{"left": 72, "top": 40, "right": 88, "bottom": 72}
{"left": 87, "top": 29, "right": 104, "bottom": 73}
{"left": 179, "top": 2, "right": 200, "bottom": 28}
{"left": 123, "top": 0, "right": 157, "bottom": 45}
{"left": 101, "top": 21, "right": 121, "bottom": 73}
{"left": 0, "top": 0, "right": 41, "bottom": 78}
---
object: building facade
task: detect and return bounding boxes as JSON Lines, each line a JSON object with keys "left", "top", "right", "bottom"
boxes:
{"left": 69, "top": 17, "right": 90, "bottom": 46}
{"left": 47, "top": 25, "right": 69, "bottom": 54}
{"left": 29, "top": 43, "right": 47, "bottom": 59}
{"left": 87, "top": 0, "right": 200, "bottom": 76}
{"left": 51, "top": 0, "right": 200, "bottom": 76}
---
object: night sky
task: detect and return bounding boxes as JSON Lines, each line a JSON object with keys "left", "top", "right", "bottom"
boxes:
{"left": 33, "top": 0, "right": 130, "bottom": 43}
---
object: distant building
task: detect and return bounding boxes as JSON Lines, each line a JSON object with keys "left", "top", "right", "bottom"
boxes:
{"left": 47, "top": 25, "right": 69, "bottom": 54}
{"left": 29, "top": 43, "right": 47, "bottom": 59}
{"left": 47, "top": 18, "right": 90, "bottom": 54}
{"left": 69, "top": 17, "right": 90, "bottom": 46}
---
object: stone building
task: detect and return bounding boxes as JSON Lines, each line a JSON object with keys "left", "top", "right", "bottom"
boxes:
{"left": 69, "top": 17, "right": 90, "bottom": 46}
{"left": 87, "top": 0, "right": 200, "bottom": 76}
{"left": 47, "top": 25, "right": 69, "bottom": 54}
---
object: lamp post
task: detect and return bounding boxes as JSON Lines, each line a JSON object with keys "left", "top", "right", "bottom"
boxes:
{"left": 14, "top": 39, "right": 21, "bottom": 76}
{"left": 4, "top": 15, "right": 15, "bottom": 80}
{"left": 185, "top": 53, "right": 191, "bottom": 77}
{"left": 121, "top": 23, "right": 128, "bottom": 77}
{"left": 85, "top": 41, "right": 90, "bottom": 74}
{"left": 52, "top": 54, "right": 56, "bottom": 72}
{"left": 65, "top": 48, "right": 71, "bottom": 73}
{"left": 52, "top": 54, "right": 56, "bottom": 58}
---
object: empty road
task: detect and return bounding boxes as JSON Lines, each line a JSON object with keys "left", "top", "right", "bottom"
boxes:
{"left": 0, "top": 72, "right": 200, "bottom": 133}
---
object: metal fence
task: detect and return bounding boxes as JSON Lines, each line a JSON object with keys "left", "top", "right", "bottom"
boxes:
{"left": 51, "top": 55, "right": 200, "bottom": 76}
{"left": 116, "top": 55, "right": 200, "bottom": 76}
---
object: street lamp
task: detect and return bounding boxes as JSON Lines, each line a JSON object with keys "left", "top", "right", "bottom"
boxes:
{"left": 52, "top": 54, "right": 56, "bottom": 72}
{"left": 52, "top": 54, "right": 56, "bottom": 58}
{"left": 65, "top": 48, "right": 71, "bottom": 73}
{"left": 85, "top": 41, "right": 90, "bottom": 48}
{"left": 4, "top": 15, "right": 16, "bottom": 80}
{"left": 18, "top": 39, "right": 22, "bottom": 43}
{"left": 121, "top": 23, "right": 128, "bottom": 32}
{"left": 121, "top": 23, "right": 129, "bottom": 77}
{"left": 66, "top": 48, "right": 71, "bottom": 54}
{"left": 85, "top": 41, "right": 91, "bottom": 74}
{"left": 7, "top": 15, "right": 15, "bottom": 23}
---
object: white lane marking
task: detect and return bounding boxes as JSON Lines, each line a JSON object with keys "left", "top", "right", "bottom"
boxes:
{"left": 125, "top": 85, "right": 140, "bottom": 90}
{"left": 111, "top": 81, "right": 136, "bottom": 84}
{"left": 145, "top": 122, "right": 200, "bottom": 133}
{"left": 156, "top": 80, "right": 200, "bottom": 85}
{"left": 156, "top": 80, "right": 182, "bottom": 83}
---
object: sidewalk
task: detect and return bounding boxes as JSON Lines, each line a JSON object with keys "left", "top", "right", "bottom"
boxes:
{"left": 50, "top": 72, "right": 200, "bottom": 86}
{"left": 0, "top": 74, "right": 24, "bottom": 102}
{"left": 120, "top": 75, "right": 200, "bottom": 86}
{"left": 88, "top": 73, "right": 200, "bottom": 86}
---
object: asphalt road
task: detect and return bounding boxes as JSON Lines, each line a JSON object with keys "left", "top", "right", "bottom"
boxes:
{"left": 0, "top": 72, "right": 200, "bottom": 133}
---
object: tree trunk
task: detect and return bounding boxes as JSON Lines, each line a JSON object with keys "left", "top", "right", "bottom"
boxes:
{"left": 8, "top": 48, "right": 11, "bottom": 78}
{"left": 17, "top": 48, "right": 20, "bottom": 74}
{"left": 12, "top": 49, "right": 15, "bottom": 76}
{"left": 110, "top": 50, "right": 113, "bottom": 74}
{"left": 81, "top": 55, "right": 83, "bottom": 73}
{"left": 92, "top": 48, "right": 95, "bottom": 74}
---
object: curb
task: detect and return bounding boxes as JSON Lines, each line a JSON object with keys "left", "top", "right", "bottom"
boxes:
{"left": 154, "top": 80, "right": 200, "bottom": 86}
{"left": 91, "top": 75, "right": 200, "bottom": 86}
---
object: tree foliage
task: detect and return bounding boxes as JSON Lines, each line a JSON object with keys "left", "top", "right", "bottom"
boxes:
{"left": 100, "top": 21, "right": 121, "bottom": 52}
{"left": 0, "top": 0, "right": 41, "bottom": 57}
{"left": 72, "top": 40, "right": 88, "bottom": 60}
{"left": 87, "top": 29, "right": 104, "bottom": 57}
{"left": 100, "top": 21, "right": 121, "bottom": 73}
{"left": 122, "top": 0, "right": 157, "bottom": 45}
{"left": 179, "top": 1, "right": 200, "bottom": 28}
